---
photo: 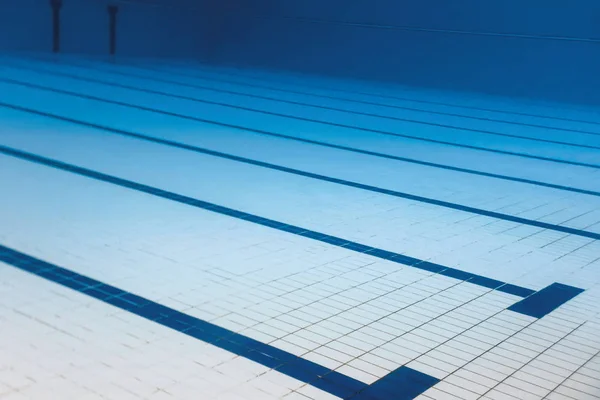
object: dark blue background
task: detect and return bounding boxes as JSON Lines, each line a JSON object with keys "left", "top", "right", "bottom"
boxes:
{"left": 1, "top": 0, "right": 599, "bottom": 104}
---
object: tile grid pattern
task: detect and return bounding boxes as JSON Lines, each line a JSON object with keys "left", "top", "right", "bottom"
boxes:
{"left": 0, "top": 54, "right": 599, "bottom": 400}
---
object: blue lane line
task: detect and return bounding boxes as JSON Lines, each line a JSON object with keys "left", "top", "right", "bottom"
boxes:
{"left": 2, "top": 103, "right": 600, "bottom": 242}
{"left": 1, "top": 143, "right": 581, "bottom": 308}
{"left": 24, "top": 59, "right": 600, "bottom": 197}
{"left": 349, "top": 367, "right": 440, "bottom": 400}
{"left": 508, "top": 283, "right": 585, "bottom": 318}
{"left": 2, "top": 102, "right": 598, "bottom": 200}
{"left": 8, "top": 61, "right": 599, "bottom": 150}
{"left": 168, "top": 59, "right": 600, "bottom": 126}
{"left": 33, "top": 55, "right": 600, "bottom": 138}
{"left": 1, "top": 77, "right": 599, "bottom": 170}
{"left": 0, "top": 244, "right": 439, "bottom": 399}
{"left": 86, "top": 56, "right": 600, "bottom": 131}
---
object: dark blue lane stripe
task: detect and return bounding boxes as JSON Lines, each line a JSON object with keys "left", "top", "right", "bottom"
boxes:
{"left": 0, "top": 143, "right": 539, "bottom": 300}
{"left": 8, "top": 61, "right": 600, "bottom": 149}
{"left": 508, "top": 283, "right": 585, "bottom": 318}
{"left": 0, "top": 144, "right": 586, "bottom": 316}
{"left": 106, "top": 57, "right": 600, "bottom": 130}
{"left": 33, "top": 55, "right": 600, "bottom": 138}
{"left": 0, "top": 244, "right": 372, "bottom": 398}
{"left": 2, "top": 100, "right": 597, "bottom": 200}
{"left": 0, "top": 244, "right": 442, "bottom": 399}
{"left": 348, "top": 367, "right": 440, "bottom": 400}
{"left": 0, "top": 239, "right": 581, "bottom": 398}
{"left": 1, "top": 77, "right": 599, "bottom": 170}
{"left": 172, "top": 64, "right": 600, "bottom": 128}
{"left": 2, "top": 102, "right": 600, "bottom": 242}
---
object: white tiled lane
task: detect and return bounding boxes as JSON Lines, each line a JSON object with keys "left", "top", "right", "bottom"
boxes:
{"left": 2, "top": 55, "right": 600, "bottom": 192}
{"left": 1, "top": 54, "right": 599, "bottom": 400}
{"left": 0, "top": 101, "right": 598, "bottom": 287}
{"left": 17, "top": 55, "right": 600, "bottom": 162}
{"left": 1, "top": 59, "right": 600, "bottom": 286}
{"left": 39, "top": 55, "right": 600, "bottom": 165}
{"left": 0, "top": 265, "right": 303, "bottom": 400}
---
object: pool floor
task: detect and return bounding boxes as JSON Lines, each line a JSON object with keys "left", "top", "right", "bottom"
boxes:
{"left": 0, "top": 53, "right": 599, "bottom": 400}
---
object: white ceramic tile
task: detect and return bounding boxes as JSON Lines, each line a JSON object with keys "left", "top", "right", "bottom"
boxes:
{"left": 2, "top": 54, "right": 600, "bottom": 400}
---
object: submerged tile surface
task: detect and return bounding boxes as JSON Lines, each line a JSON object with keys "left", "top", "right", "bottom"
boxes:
{"left": 0, "top": 53, "right": 599, "bottom": 400}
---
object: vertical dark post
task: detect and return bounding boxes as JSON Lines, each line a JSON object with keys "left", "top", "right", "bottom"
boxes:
{"left": 108, "top": 5, "right": 118, "bottom": 55}
{"left": 50, "top": 0, "right": 63, "bottom": 53}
